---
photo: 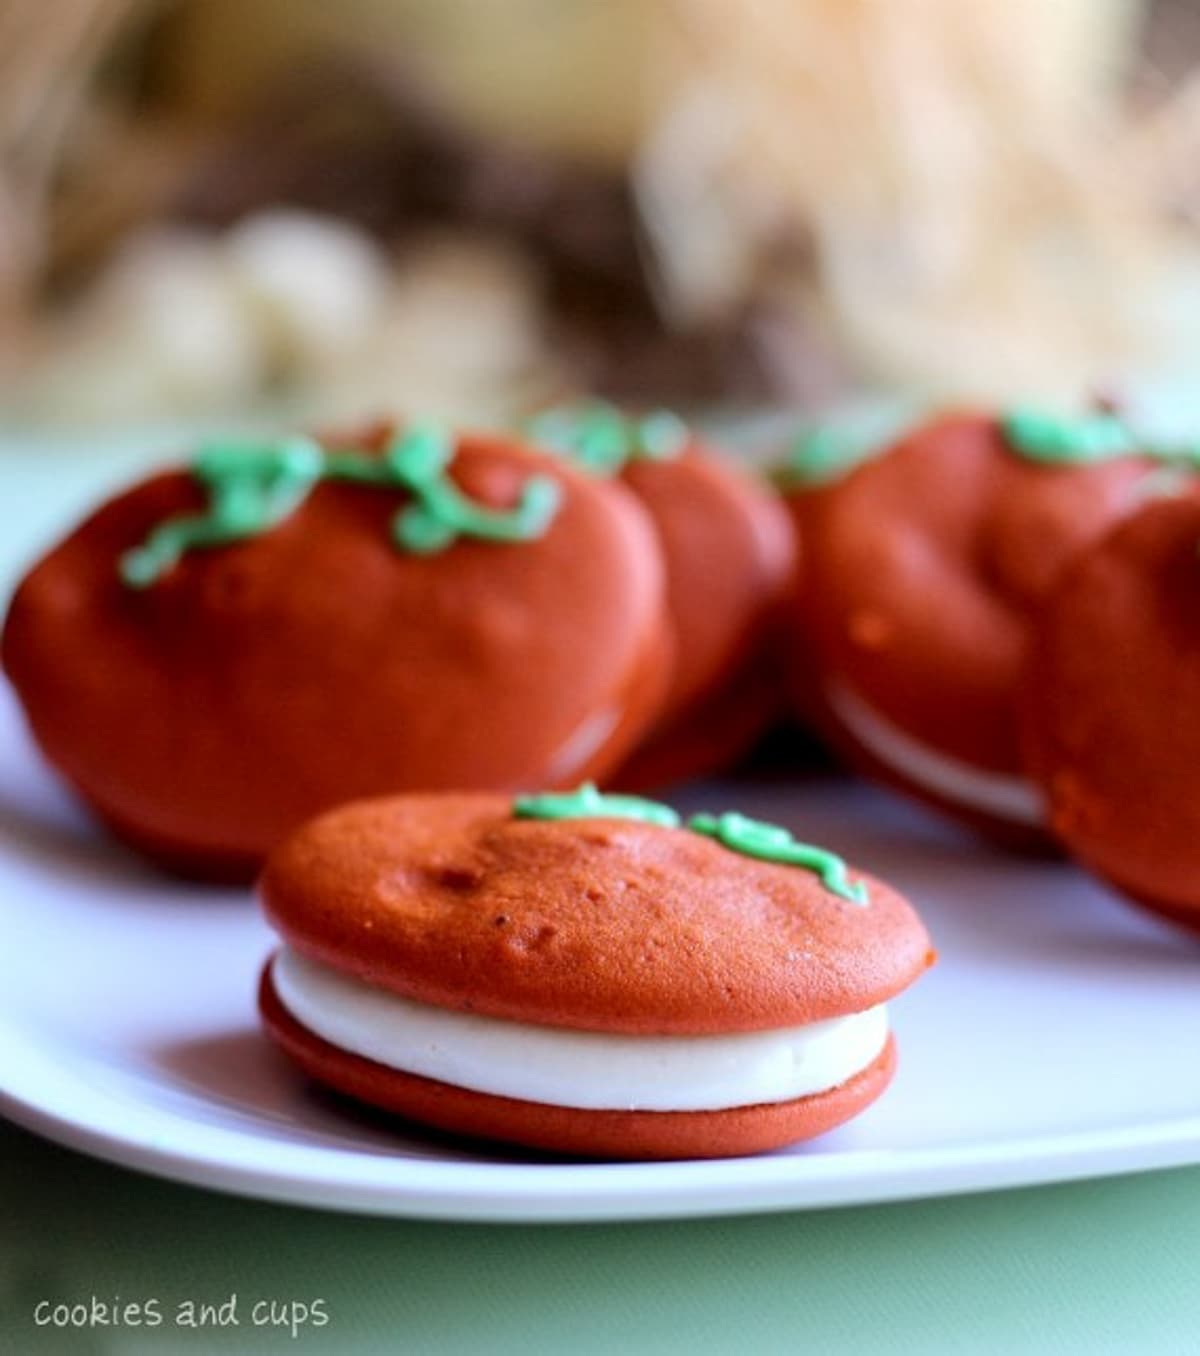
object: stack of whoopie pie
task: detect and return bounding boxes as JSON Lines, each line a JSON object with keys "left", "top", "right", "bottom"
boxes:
{"left": 778, "top": 404, "right": 1200, "bottom": 936}
{"left": 1, "top": 409, "right": 941, "bottom": 1159}
{"left": 10, "top": 397, "right": 1195, "bottom": 1162}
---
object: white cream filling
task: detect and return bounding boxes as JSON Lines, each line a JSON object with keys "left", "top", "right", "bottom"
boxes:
{"left": 271, "top": 947, "right": 889, "bottom": 1113}
{"left": 825, "top": 679, "right": 1044, "bottom": 827}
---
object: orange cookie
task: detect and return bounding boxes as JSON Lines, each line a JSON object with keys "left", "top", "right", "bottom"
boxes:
{"left": 527, "top": 404, "right": 796, "bottom": 786}
{"left": 796, "top": 410, "right": 1157, "bottom": 845}
{"left": 777, "top": 406, "right": 919, "bottom": 735}
{"left": 1022, "top": 495, "right": 1200, "bottom": 936}
{"left": 2, "top": 427, "right": 669, "bottom": 879}
{"left": 259, "top": 787, "right": 933, "bottom": 1159}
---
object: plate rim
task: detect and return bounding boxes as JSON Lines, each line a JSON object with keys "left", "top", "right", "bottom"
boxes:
{"left": 5, "top": 1015, "right": 1200, "bottom": 1223}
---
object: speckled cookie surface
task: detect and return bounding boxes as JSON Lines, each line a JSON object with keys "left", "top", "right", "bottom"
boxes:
{"left": 2, "top": 435, "right": 669, "bottom": 877}
{"left": 1022, "top": 496, "right": 1200, "bottom": 932}
{"left": 260, "top": 792, "right": 933, "bottom": 1035}
{"left": 259, "top": 970, "right": 899, "bottom": 1160}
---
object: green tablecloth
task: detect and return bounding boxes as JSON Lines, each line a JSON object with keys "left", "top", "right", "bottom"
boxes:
{"left": 3, "top": 1120, "right": 1199, "bottom": 1355}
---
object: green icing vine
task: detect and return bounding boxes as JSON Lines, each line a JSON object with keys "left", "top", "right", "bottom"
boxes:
{"left": 774, "top": 425, "right": 878, "bottom": 489}
{"left": 1000, "top": 406, "right": 1200, "bottom": 479}
{"left": 512, "top": 789, "right": 869, "bottom": 904}
{"left": 119, "top": 426, "right": 562, "bottom": 587}
{"left": 526, "top": 402, "right": 689, "bottom": 477}
{"left": 513, "top": 783, "right": 681, "bottom": 829}
{"left": 688, "top": 811, "right": 869, "bottom": 905}
{"left": 1000, "top": 409, "right": 1139, "bottom": 465}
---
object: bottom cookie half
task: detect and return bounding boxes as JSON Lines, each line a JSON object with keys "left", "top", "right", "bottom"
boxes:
{"left": 260, "top": 969, "right": 898, "bottom": 1161}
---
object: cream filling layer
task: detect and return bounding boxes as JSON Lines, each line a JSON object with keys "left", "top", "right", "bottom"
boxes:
{"left": 271, "top": 947, "right": 889, "bottom": 1113}
{"left": 825, "top": 679, "right": 1044, "bottom": 827}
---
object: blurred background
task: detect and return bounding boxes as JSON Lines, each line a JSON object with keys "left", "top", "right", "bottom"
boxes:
{"left": 2, "top": 0, "right": 1200, "bottom": 430}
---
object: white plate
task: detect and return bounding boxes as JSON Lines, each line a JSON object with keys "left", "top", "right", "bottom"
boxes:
{"left": 2, "top": 679, "right": 1200, "bottom": 1223}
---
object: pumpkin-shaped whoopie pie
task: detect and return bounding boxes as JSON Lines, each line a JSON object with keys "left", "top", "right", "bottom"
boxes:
{"left": 2, "top": 426, "right": 670, "bottom": 879}
{"left": 1022, "top": 494, "right": 1200, "bottom": 936}
{"left": 527, "top": 403, "right": 796, "bottom": 787}
{"left": 777, "top": 405, "right": 918, "bottom": 733}
{"left": 258, "top": 786, "right": 933, "bottom": 1159}
{"left": 795, "top": 410, "right": 1159, "bottom": 845}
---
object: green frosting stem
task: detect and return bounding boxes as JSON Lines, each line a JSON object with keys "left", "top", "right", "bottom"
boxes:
{"left": 119, "top": 436, "right": 325, "bottom": 587}
{"left": 119, "top": 425, "right": 562, "bottom": 587}
{"left": 513, "top": 783, "right": 681, "bottom": 829}
{"left": 1000, "top": 409, "right": 1139, "bottom": 465}
{"left": 1000, "top": 407, "right": 1200, "bottom": 477}
{"left": 381, "top": 428, "right": 562, "bottom": 555}
{"left": 512, "top": 793, "right": 870, "bottom": 903}
{"left": 526, "top": 401, "right": 689, "bottom": 477}
{"left": 688, "top": 811, "right": 869, "bottom": 905}
{"left": 786, "top": 428, "right": 847, "bottom": 485}
{"left": 637, "top": 410, "right": 691, "bottom": 460}
{"left": 776, "top": 425, "right": 881, "bottom": 489}
{"left": 773, "top": 404, "right": 922, "bottom": 491}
